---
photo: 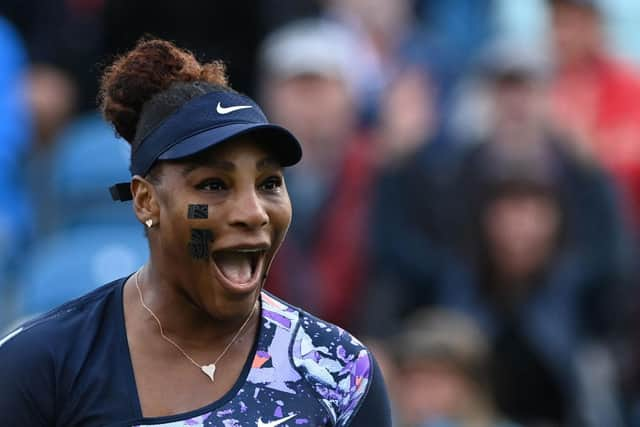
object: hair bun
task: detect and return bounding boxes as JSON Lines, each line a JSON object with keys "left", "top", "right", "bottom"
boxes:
{"left": 99, "top": 38, "right": 228, "bottom": 143}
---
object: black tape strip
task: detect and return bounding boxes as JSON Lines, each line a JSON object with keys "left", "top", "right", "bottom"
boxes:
{"left": 188, "top": 229, "right": 213, "bottom": 260}
{"left": 187, "top": 204, "right": 209, "bottom": 219}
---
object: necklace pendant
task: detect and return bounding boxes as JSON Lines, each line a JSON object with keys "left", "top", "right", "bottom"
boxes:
{"left": 201, "top": 363, "right": 216, "bottom": 382}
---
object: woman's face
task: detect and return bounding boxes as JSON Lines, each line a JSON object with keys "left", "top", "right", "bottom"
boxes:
{"left": 145, "top": 138, "right": 292, "bottom": 318}
{"left": 483, "top": 192, "right": 560, "bottom": 284}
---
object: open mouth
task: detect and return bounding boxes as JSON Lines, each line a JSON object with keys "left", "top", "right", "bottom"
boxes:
{"left": 211, "top": 248, "right": 266, "bottom": 286}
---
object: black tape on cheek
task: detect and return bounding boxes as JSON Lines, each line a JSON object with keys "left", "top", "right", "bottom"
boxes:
{"left": 188, "top": 229, "right": 213, "bottom": 260}
{"left": 188, "top": 204, "right": 209, "bottom": 219}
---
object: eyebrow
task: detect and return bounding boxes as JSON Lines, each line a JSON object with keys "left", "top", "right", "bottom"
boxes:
{"left": 181, "top": 159, "right": 235, "bottom": 176}
{"left": 181, "top": 156, "right": 281, "bottom": 176}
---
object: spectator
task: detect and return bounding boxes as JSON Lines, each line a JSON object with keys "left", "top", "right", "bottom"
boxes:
{"left": 27, "top": 64, "right": 77, "bottom": 148}
{"left": 548, "top": 0, "right": 640, "bottom": 229}
{"left": 449, "top": 45, "right": 631, "bottom": 424}
{"left": 440, "top": 147, "right": 625, "bottom": 426}
{"left": 393, "top": 308, "right": 520, "bottom": 427}
{"left": 259, "top": 19, "right": 377, "bottom": 328}
{"left": 359, "top": 64, "right": 458, "bottom": 338}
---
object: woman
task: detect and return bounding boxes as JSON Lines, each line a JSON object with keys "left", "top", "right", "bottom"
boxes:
{"left": 434, "top": 147, "right": 609, "bottom": 426}
{"left": 0, "top": 39, "right": 391, "bottom": 426}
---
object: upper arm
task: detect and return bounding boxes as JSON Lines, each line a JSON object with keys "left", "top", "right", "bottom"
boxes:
{"left": 338, "top": 354, "right": 392, "bottom": 427}
{"left": 0, "top": 327, "right": 55, "bottom": 426}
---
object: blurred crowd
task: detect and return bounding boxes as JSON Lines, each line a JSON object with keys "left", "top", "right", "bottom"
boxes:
{"left": 1, "top": 0, "right": 640, "bottom": 426}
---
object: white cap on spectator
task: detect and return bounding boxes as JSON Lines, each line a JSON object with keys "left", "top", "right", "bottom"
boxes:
{"left": 478, "top": 39, "right": 551, "bottom": 81}
{"left": 260, "top": 19, "right": 359, "bottom": 86}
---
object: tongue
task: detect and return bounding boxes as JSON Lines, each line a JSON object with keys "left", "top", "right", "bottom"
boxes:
{"left": 214, "top": 252, "right": 253, "bottom": 283}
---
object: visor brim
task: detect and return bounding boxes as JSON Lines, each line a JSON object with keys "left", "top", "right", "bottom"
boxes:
{"left": 158, "top": 123, "right": 302, "bottom": 166}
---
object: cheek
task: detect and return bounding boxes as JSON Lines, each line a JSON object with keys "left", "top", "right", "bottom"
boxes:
{"left": 269, "top": 198, "right": 293, "bottom": 242}
{"left": 157, "top": 198, "right": 189, "bottom": 244}
{"left": 158, "top": 201, "right": 216, "bottom": 261}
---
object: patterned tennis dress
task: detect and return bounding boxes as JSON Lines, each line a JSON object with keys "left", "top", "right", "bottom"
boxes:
{"left": 0, "top": 278, "right": 390, "bottom": 426}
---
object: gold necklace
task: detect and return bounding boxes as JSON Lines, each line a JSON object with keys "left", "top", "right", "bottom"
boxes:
{"left": 134, "top": 269, "right": 258, "bottom": 382}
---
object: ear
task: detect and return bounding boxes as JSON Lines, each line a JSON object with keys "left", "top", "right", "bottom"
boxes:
{"left": 131, "top": 175, "right": 160, "bottom": 226}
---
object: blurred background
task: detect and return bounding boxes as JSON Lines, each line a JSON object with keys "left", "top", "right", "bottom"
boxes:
{"left": 1, "top": 0, "right": 640, "bottom": 425}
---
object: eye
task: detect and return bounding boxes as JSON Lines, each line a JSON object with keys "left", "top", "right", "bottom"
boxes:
{"left": 196, "top": 178, "right": 227, "bottom": 192}
{"left": 260, "top": 176, "right": 283, "bottom": 192}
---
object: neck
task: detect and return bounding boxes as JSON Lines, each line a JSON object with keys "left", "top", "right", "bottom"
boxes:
{"left": 133, "top": 261, "right": 260, "bottom": 347}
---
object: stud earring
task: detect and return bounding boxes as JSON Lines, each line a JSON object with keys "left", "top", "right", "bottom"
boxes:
{"left": 145, "top": 219, "right": 153, "bottom": 228}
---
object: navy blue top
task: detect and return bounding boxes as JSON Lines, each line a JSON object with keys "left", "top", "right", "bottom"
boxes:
{"left": 0, "top": 278, "right": 391, "bottom": 426}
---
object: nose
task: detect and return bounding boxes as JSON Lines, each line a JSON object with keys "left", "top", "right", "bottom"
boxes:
{"left": 229, "top": 188, "right": 269, "bottom": 230}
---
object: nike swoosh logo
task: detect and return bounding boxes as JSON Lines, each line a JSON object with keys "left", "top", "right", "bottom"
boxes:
{"left": 256, "top": 413, "right": 297, "bottom": 427}
{"left": 216, "top": 102, "right": 252, "bottom": 114}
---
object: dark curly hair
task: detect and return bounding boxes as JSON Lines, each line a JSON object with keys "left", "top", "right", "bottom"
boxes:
{"left": 99, "top": 38, "right": 233, "bottom": 163}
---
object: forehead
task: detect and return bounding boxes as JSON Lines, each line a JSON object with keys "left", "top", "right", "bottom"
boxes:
{"left": 552, "top": 2, "right": 600, "bottom": 19}
{"left": 174, "top": 138, "right": 282, "bottom": 173}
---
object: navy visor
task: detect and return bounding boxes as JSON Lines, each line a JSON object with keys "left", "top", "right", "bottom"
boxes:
{"left": 109, "top": 89, "right": 302, "bottom": 201}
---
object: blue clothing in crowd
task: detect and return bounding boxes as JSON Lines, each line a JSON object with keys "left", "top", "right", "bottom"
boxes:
{"left": 0, "top": 16, "right": 31, "bottom": 276}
